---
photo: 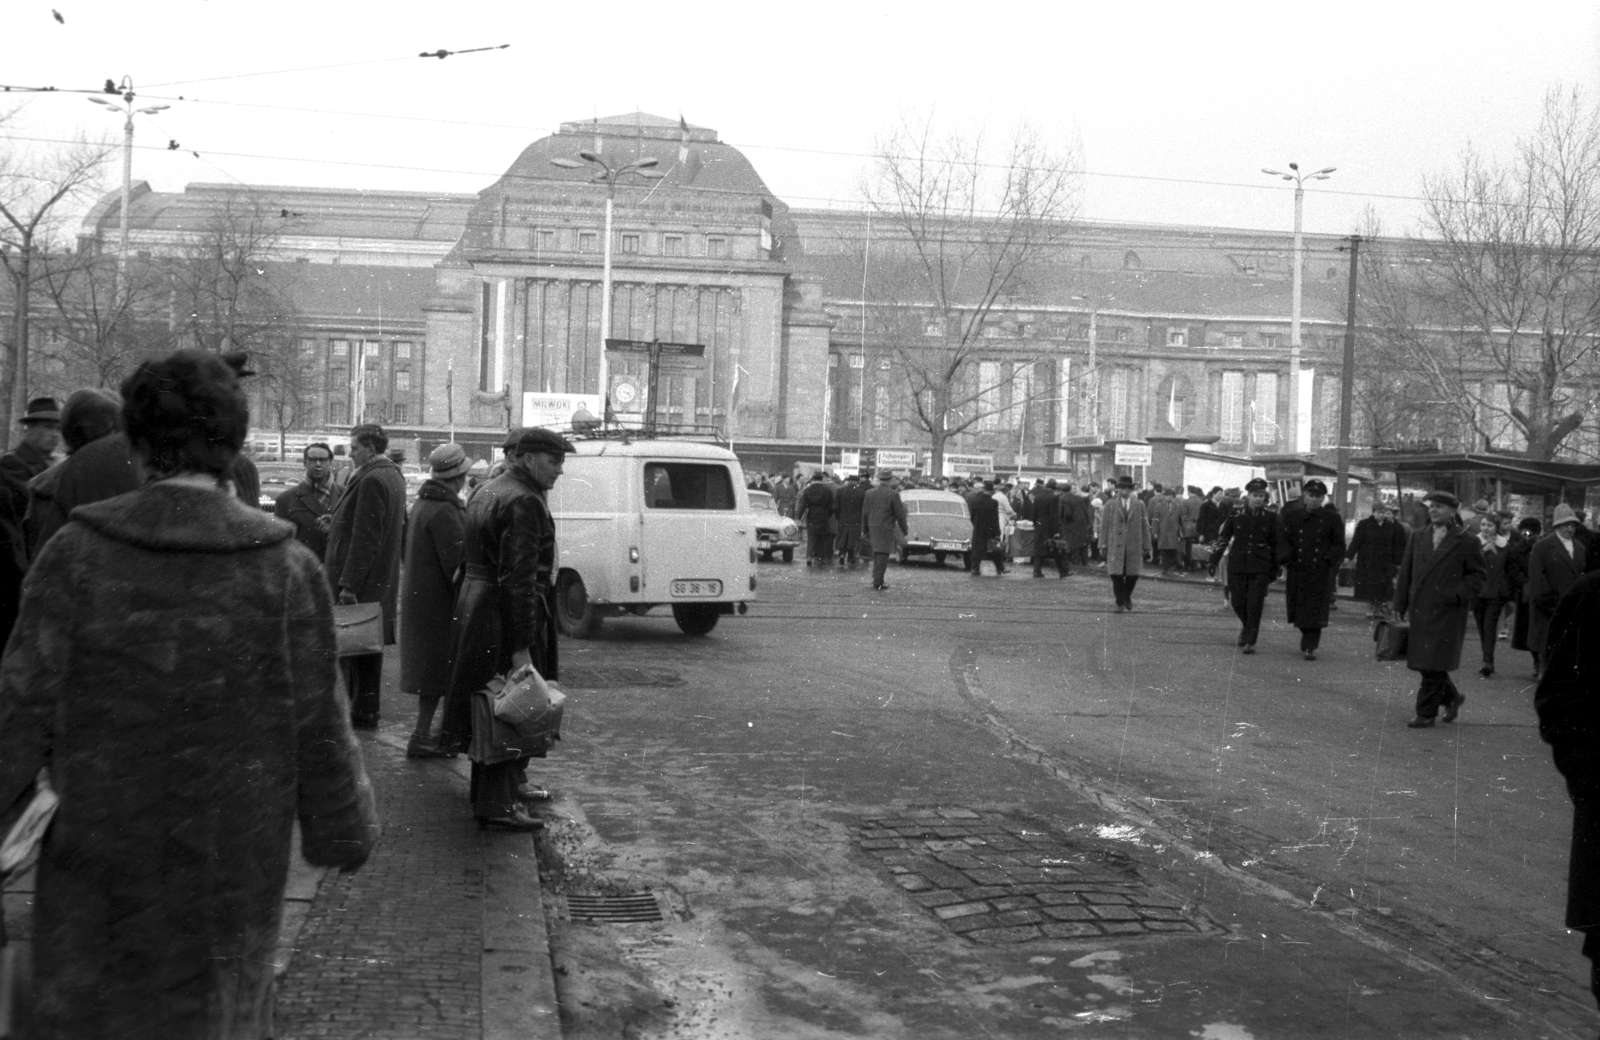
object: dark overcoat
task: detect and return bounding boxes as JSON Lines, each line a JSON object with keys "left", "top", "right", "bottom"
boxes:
{"left": 1060, "top": 491, "right": 1092, "bottom": 551}
{"left": 1528, "top": 534, "right": 1588, "bottom": 653}
{"left": 1393, "top": 524, "right": 1487, "bottom": 672}
{"left": 274, "top": 477, "right": 341, "bottom": 560}
{"left": 1152, "top": 495, "right": 1182, "bottom": 551}
{"left": 1346, "top": 515, "right": 1409, "bottom": 602}
{"left": 796, "top": 479, "right": 835, "bottom": 530}
{"left": 1026, "top": 487, "right": 1062, "bottom": 542}
{"left": 0, "top": 439, "right": 52, "bottom": 642}
{"left": 860, "top": 483, "right": 907, "bottom": 555}
{"left": 325, "top": 454, "right": 408, "bottom": 643}
{"left": 1280, "top": 499, "right": 1346, "bottom": 630}
{"left": 1534, "top": 572, "right": 1600, "bottom": 931}
{"left": 25, "top": 431, "right": 141, "bottom": 562}
{"left": 399, "top": 480, "right": 466, "bottom": 699}
{"left": 833, "top": 481, "right": 867, "bottom": 553}
{"left": 0, "top": 481, "right": 378, "bottom": 1040}
{"left": 1102, "top": 493, "right": 1150, "bottom": 576}
{"left": 1197, "top": 498, "right": 1225, "bottom": 543}
{"left": 969, "top": 491, "right": 1003, "bottom": 547}
{"left": 1220, "top": 504, "right": 1282, "bottom": 574}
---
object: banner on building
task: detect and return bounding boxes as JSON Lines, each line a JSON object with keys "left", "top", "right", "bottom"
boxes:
{"left": 1113, "top": 443, "right": 1152, "bottom": 467}
{"left": 522, "top": 392, "right": 604, "bottom": 431}
{"left": 942, "top": 453, "right": 994, "bottom": 478}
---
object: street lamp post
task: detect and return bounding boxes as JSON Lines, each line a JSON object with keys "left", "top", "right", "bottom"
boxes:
{"left": 89, "top": 78, "right": 168, "bottom": 306}
{"left": 550, "top": 151, "right": 663, "bottom": 422}
{"left": 1261, "top": 163, "right": 1335, "bottom": 455}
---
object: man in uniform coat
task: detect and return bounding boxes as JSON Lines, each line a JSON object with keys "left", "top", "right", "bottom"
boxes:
{"left": 400, "top": 443, "right": 469, "bottom": 758}
{"left": 968, "top": 480, "right": 1007, "bottom": 576}
{"left": 1027, "top": 479, "right": 1068, "bottom": 578}
{"left": 0, "top": 397, "right": 58, "bottom": 643}
{"left": 1220, "top": 478, "right": 1282, "bottom": 652}
{"left": 1102, "top": 475, "right": 1149, "bottom": 613}
{"left": 1533, "top": 569, "right": 1600, "bottom": 1013}
{"left": 796, "top": 471, "right": 836, "bottom": 567}
{"left": 325, "top": 423, "right": 409, "bottom": 728}
{"left": 1393, "top": 490, "right": 1486, "bottom": 727}
{"left": 1528, "top": 503, "right": 1589, "bottom": 677}
{"left": 860, "top": 469, "right": 908, "bottom": 591}
{"left": 832, "top": 473, "right": 868, "bottom": 568}
{"left": 274, "top": 442, "right": 341, "bottom": 560}
{"left": 1346, "top": 500, "right": 1409, "bottom": 617}
{"left": 1279, "top": 478, "right": 1347, "bottom": 660}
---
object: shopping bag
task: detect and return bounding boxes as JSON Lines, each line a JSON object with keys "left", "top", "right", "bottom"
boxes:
{"left": 0, "top": 770, "right": 58, "bottom": 878}
{"left": 1373, "top": 619, "right": 1410, "bottom": 661}
{"left": 490, "top": 667, "right": 566, "bottom": 741}
{"left": 332, "top": 603, "right": 383, "bottom": 658}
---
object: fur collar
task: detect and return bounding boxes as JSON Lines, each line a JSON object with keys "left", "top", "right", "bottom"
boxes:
{"left": 71, "top": 481, "right": 294, "bottom": 553}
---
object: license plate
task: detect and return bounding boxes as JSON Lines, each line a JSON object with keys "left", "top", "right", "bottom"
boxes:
{"left": 671, "top": 579, "right": 722, "bottom": 597}
{"left": 758, "top": 539, "right": 772, "bottom": 549}
{"left": 935, "top": 541, "right": 966, "bottom": 551}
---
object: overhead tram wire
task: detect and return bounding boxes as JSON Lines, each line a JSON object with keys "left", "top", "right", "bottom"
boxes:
{"left": 139, "top": 44, "right": 510, "bottom": 90}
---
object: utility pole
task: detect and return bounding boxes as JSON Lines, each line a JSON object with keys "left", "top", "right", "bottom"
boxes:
{"left": 1334, "top": 235, "right": 1361, "bottom": 517}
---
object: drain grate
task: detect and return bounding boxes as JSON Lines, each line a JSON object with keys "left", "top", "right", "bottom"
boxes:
{"left": 556, "top": 891, "right": 670, "bottom": 924}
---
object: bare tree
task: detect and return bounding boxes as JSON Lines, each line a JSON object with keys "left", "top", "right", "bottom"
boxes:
{"left": 34, "top": 250, "right": 169, "bottom": 389}
{"left": 862, "top": 115, "right": 1080, "bottom": 475}
{"left": 165, "top": 191, "right": 297, "bottom": 357}
{"left": 252, "top": 334, "right": 324, "bottom": 458}
{"left": 1363, "top": 87, "right": 1600, "bottom": 460}
{"left": 0, "top": 115, "right": 112, "bottom": 442}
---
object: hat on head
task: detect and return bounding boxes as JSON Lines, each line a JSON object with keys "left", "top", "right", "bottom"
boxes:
{"left": 845, "top": 473, "right": 860, "bottom": 482}
{"left": 501, "top": 429, "right": 520, "bottom": 451}
{"left": 1553, "top": 503, "right": 1580, "bottom": 528}
{"left": 1302, "top": 479, "right": 1328, "bottom": 496}
{"left": 1046, "top": 478, "right": 1058, "bottom": 488}
{"left": 1372, "top": 499, "right": 1392, "bottom": 512}
{"left": 19, "top": 396, "right": 59, "bottom": 425}
{"left": 509, "top": 427, "right": 575, "bottom": 457}
{"left": 1422, "top": 490, "right": 1460, "bottom": 509}
{"left": 428, "top": 442, "right": 469, "bottom": 479}
{"left": 1519, "top": 516, "right": 1543, "bottom": 534}
{"left": 877, "top": 469, "right": 894, "bottom": 481}
{"left": 1473, "top": 499, "right": 1491, "bottom": 513}
{"left": 1225, "top": 487, "right": 1241, "bottom": 497}
{"left": 810, "top": 471, "right": 827, "bottom": 481}
{"left": 1245, "top": 477, "right": 1269, "bottom": 493}
{"left": 1115, "top": 475, "right": 1135, "bottom": 489}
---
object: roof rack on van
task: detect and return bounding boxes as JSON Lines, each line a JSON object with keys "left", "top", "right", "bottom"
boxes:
{"left": 535, "top": 421, "right": 729, "bottom": 447}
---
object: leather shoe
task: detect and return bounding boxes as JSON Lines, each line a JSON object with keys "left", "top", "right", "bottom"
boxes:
{"left": 1443, "top": 693, "right": 1465, "bottom": 723}
{"left": 1406, "top": 716, "right": 1436, "bottom": 728}
{"left": 406, "top": 736, "right": 457, "bottom": 759}
{"left": 1303, "top": 650, "right": 1317, "bottom": 661}
{"left": 1114, "top": 604, "right": 1126, "bottom": 614}
{"left": 1241, "top": 644, "right": 1256, "bottom": 655}
{"left": 478, "top": 809, "right": 544, "bottom": 831}
{"left": 1478, "top": 664, "right": 1493, "bottom": 678}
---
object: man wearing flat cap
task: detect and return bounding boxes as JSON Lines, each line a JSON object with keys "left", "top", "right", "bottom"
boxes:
{"left": 1219, "top": 477, "right": 1282, "bottom": 652}
{"left": 1279, "top": 478, "right": 1346, "bottom": 660}
{"left": 1394, "top": 490, "right": 1486, "bottom": 727}
{"left": 440, "top": 427, "right": 574, "bottom": 830}
{"left": 1528, "top": 502, "right": 1588, "bottom": 678}
{"left": 0, "top": 397, "right": 59, "bottom": 642}
{"left": 399, "top": 443, "right": 470, "bottom": 758}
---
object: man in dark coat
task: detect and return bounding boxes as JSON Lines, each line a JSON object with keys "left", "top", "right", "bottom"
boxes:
{"left": 1508, "top": 516, "right": 1543, "bottom": 675}
{"left": 325, "top": 423, "right": 409, "bottom": 729}
{"left": 400, "top": 443, "right": 469, "bottom": 758}
{"left": 1060, "top": 482, "right": 1092, "bottom": 565}
{"left": 440, "top": 428, "right": 572, "bottom": 830}
{"left": 861, "top": 469, "right": 908, "bottom": 591}
{"left": 1394, "top": 491, "right": 1486, "bottom": 727}
{"left": 24, "top": 389, "right": 139, "bottom": 561}
{"left": 1529, "top": 503, "right": 1589, "bottom": 677}
{"left": 1346, "top": 500, "right": 1409, "bottom": 617}
{"left": 968, "top": 480, "right": 1007, "bottom": 577}
{"left": 1471, "top": 513, "right": 1514, "bottom": 678}
{"left": 274, "top": 441, "right": 341, "bottom": 559}
{"left": 796, "top": 471, "right": 836, "bottom": 567}
{"left": 0, "top": 396, "right": 59, "bottom": 642}
{"left": 1028, "top": 479, "right": 1068, "bottom": 578}
{"left": 833, "top": 473, "right": 868, "bottom": 568}
{"left": 1279, "top": 478, "right": 1346, "bottom": 660}
{"left": 1533, "top": 570, "right": 1600, "bottom": 1013}
{"left": 1220, "top": 478, "right": 1282, "bottom": 653}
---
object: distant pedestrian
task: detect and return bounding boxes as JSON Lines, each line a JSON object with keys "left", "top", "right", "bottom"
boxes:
{"left": 833, "top": 473, "right": 867, "bottom": 568}
{"left": 1279, "top": 478, "right": 1345, "bottom": 660}
{"left": 1220, "top": 478, "right": 1281, "bottom": 653}
{"left": 1528, "top": 504, "right": 1589, "bottom": 678}
{"left": 1346, "top": 500, "right": 1408, "bottom": 617}
{"left": 1394, "top": 491, "right": 1486, "bottom": 728}
{"left": 1102, "top": 475, "right": 1149, "bottom": 613}
{"left": 400, "top": 443, "right": 470, "bottom": 758}
{"left": 1027, "top": 479, "right": 1068, "bottom": 578}
{"left": 967, "top": 480, "right": 1007, "bottom": 577}
{"left": 1060, "top": 482, "right": 1092, "bottom": 565}
{"left": 861, "top": 469, "right": 907, "bottom": 591}
{"left": 1152, "top": 487, "right": 1181, "bottom": 572}
{"left": 325, "top": 423, "right": 408, "bottom": 729}
{"left": 274, "top": 441, "right": 341, "bottom": 560}
{"left": 1472, "top": 514, "right": 1513, "bottom": 678}
{"left": 796, "top": 471, "right": 836, "bottom": 566}
{"left": 1532, "top": 569, "right": 1600, "bottom": 1016}
{"left": 1508, "top": 517, "right": 1543, "bottom": 675}
{"left": 0, "top": 396, "right": 58, "bottom": 642}
{"left": 0, "top": 350, "right": 377, "bottom": 1039}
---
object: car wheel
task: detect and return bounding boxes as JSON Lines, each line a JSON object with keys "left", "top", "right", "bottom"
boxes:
{"left": 760, "top": 550, "right": 773, "bottom": 562}
{"left": 781, "top": 547, "right": 794, "bottom": 563}
{"left": 672, "top": 603, "right": 720, "bottom": 637}
{"left": 934, "top": 551, "right": 946, "bottom": 566}
{"left": 555, "top": 571, "right": 602, "bottom": 639}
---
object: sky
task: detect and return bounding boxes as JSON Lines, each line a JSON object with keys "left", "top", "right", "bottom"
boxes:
{"left": 5, "top": 0, "right": 1599, "bottom": 242}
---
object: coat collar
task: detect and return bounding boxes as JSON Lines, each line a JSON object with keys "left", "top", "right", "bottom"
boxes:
{"left": 71, "top": 481, "right": 293, "bottom": 553}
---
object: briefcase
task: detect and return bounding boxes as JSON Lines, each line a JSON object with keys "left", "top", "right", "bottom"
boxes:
{"left": 332, "top": 603, "right": 383, "bottom": 658}
{"left": 1373, "top": 619, "right": 1409, "bottom": 661}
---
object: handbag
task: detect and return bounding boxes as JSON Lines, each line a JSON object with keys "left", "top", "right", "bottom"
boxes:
{"left": 1, "top": 770, "right": 58, "bottom": 878}
{"left": 332, "top": 603, "right": 383, "bottom": 657}
{"left": 491, "top": 667, "right": 566, "bottom": 741}
{"left": 1374, "top": 618, "right": 1410, "bottom": 661}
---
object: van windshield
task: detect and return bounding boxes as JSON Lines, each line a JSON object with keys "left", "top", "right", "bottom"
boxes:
{"left": 644, "top": 462, "right": 736, "bottom": 510}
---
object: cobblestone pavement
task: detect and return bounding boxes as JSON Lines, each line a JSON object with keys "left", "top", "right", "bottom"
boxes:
{"left": 858, "top": 807, "right": 1212, "bottom": 944}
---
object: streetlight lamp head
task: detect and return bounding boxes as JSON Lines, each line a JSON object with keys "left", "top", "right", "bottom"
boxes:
{"left": 1315, "top": 166, "right": 1337, "bottom": 176}
{"left": 633, "top": 157, "right": 659, "bottom": 169}
{"left": 577, "top": 150, "right": 601, "bottom": 163}
{"left": 137, "top": 105, "right": 169, "bottom": 115}
{"left": 88, "top": 96, "right": 117, "bottom": 109}
{"left": 636, "top": 169, "right": 666, "bottom": 180}
{"left": 1288, "top": 162, "right": 1299, "bottom": 171}
{"left": 549, "top": 157, "right": 584, "bottom": 169}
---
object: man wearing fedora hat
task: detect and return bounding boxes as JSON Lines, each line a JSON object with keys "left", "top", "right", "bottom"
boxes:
{"left": 861, "top": 468, "right": 907, "bottom": 591}
{"left": 1102, "top": 475, "right": 1149, "bottom": 612}
{"left": 0, "top": 397, "right": 60, "bottom": 642}
{"left": 1394, "top": 490, "right": 1486, "bottom": 727}
{"left": 1528, "top": 502, "right": 1588, "bottom": 678}
{"left": 399, "top": 443, "right": 470, "bottom": 758}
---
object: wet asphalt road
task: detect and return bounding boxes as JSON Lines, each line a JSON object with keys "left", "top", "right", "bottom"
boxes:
{"left": 536, "top": 557, "right": 1593, "bottom": 1039}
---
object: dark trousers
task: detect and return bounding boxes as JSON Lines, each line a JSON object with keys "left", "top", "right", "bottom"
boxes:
{"left": 343, "top": 652, "right": 383, "bottom": 724}
{"left": 1229, "top": 569, "right": 1271, "bottom": 646}
{"left": 1473, "top": 597, "right": 1509, "bottom": 666}
{"left": 806, "top": 525, "right": 832, "bottom": 564}
{"left": 1033, "top": 540, "right": 1068, "bottom": 577}
{"left": 471, "top": 758, "right": 529, "bottom": 819}
{"left": 971, "top": 542, "right": 1006, "bottom": 575}
{"left": 871, "top": 551, "right": 890, "bottom": 588}
{"left": 1415, "top": 669, "right": 1460, "bottom": 720}
{"left": 1110, "top": 574, "right": 1139, "bottom": 608}
{"left": 1299, "top": 627, "right": 1322, "bottom": 652}
{"left": 1582, "top": 930, "right": 1600, "bottom": 1010}
{"left": 1159, "top": 548, "right": 1179, "bottom": 572}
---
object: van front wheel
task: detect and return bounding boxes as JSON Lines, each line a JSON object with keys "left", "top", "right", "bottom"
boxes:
{"left": 672, "top": 604, "right": 720, "bottom": 637}
{"left": 556, "top": 572, "right": 602, "bottom": 639}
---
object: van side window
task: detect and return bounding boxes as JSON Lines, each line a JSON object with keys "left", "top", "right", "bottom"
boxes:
{"left": 643, "top": 463, "right": 735, "bottom": 510}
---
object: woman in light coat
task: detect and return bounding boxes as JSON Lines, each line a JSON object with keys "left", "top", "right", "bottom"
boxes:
{"left": 1101, "top": 476, "right": 1151, "bottom": 612}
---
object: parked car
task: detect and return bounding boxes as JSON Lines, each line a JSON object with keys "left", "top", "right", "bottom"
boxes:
{"left": 898, "top": 489, "right": 972, "bottom": 567}
{"left": 255, "top": 462, "right": 304, "bottom": 512}
{"left": 749, "top": 489, "right": 801, "bottom": 562}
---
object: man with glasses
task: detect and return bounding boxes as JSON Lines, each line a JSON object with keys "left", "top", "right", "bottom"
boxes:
{"left": 274, "top": 442, "right": 341, "bottom": 560}
{"left": 1280, "top": 478, "right": 1347, "bottom": 660}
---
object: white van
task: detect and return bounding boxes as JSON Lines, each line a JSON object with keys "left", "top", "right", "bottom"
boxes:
{"left": 547, "top": 436, "right": 757, "bottom": 638}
